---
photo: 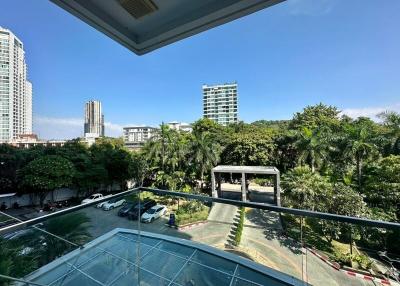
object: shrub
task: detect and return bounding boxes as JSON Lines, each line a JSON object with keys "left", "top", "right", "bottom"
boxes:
{"left": 175, "top": 208, "right": 209, "bottom": 226}
{"left": 234, "top": 207, "right": 245, "bottom": 246}
{"left": 353, "top": 254, "right": 373, "bottom": 270}
{"left": 175, "top": 201, "right": 209, "bottom": 226}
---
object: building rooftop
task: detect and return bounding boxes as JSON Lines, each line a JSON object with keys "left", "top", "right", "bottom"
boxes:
{"left": 25, "top": 228, "right": 301, "bottom": 286}
{"left": 50, "top": 0, "right": 283, "bottom": 55}
{"left": 212, "top": 165, "right": 280, "bottom": 174}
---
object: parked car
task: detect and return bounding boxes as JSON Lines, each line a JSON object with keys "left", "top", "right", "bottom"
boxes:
{"left": 128, "top": 199, "right": 156, "bottom": 220}
{"left": 141, "top": 205, "right": 167, "bottom": 223}
{"left": 81, "top": 193, "right": 112, "bottom": 205}
{"left": 118, "top": 202, "right": 135, "bottom": 217}
{"left": 102, "top": 197, "right": 126, "bottom": 211}
{"left": 96, "top": 200, "right": 108, "bottom": 209}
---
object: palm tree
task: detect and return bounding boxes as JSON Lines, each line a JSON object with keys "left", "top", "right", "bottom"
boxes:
{"left": 343, "top": 120, "right": 377, "bottom": 190}
{"left": 30, "top": 213, "right": 91, "bottom": 264}
{"left": 379, "top": 111, "right": 400, "bottom": 154}
{"left": 294, "top": 127, "right": 330, "bottom": 173}
{"left": 144, "top": 124, "right": 171, "bottom": 173}
{"left": 144, "top": 124, "right": 187, "bottom": 188}
{"left": 189, "top": 132, "right": 220, "bottom": 191}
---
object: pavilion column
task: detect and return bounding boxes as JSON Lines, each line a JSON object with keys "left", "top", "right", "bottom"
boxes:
{"left": 274, "top": 172, "right": 281, "bottom": 206}
{"left": 211, "top": 171, "right": 217, "bottom": 198}
{"left": 217, "top": 173, "right": 222, "bottom": 198}
{"left": 241, "top": 172, "right": 246, "bottom": 202}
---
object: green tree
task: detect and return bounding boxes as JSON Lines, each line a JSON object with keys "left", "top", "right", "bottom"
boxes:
{"left": 144, "top": 124, "right": 188, "bottom": 188}
{"left": 35, "top": 213, "right": 91, "bottom": 264}
{"left": 89, "top": 139, "right": 134, "bottom": 191}
{"left": 282, "top": 166, "right": 332, "bottom": 211}
{"left": 378, "top": 111, "right": 400, "bottom": 155}
{"left": 189, "top": 132, "right": 220, "bottom": 191}
{"left": 0, "top": 237, "right": 37, "bottom": 285}
{"left": 130, "top": 152, "right": 149, "bottom": 187}
{"left": 20, "top": 155, "right": 75, "bottom": 206}
{"left": 221, "top": 129, "right": 275, "bottom": 166}
{"left": 364, "top": 155, "right": 400, "bottom": 213}
{"left": 290, "top": 103, "right": 340, "bottom": 130}
{"left": 343, "top": 118, "right": 377, "bottom": 190}
{"left": 294, "top": 127, "right": 330, "bottom": 173}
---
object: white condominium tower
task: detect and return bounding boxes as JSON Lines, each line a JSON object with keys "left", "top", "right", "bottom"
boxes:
{"left": 84, "top": 100, "right": 104, "bottom": 137}
{"left": 203, "top": 83, "right": 238, "bottom": 126}
{"left": 0, "top": 27, "right": 33, "bottom": 142}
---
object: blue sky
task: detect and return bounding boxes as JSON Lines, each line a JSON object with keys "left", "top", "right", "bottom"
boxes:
{"left": 1, "top": 0, "right": 399, "bottom": 139}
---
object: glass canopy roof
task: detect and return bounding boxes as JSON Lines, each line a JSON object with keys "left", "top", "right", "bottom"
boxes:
{"left": 25, "top": 228, "right": 303, "bottom": 286}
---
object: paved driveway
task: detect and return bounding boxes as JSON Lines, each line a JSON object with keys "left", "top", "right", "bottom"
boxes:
{"left": 78, "top": 204, "right": 379, "bottom": 286}
{"left": 243, "top": 209, "right": 378, "bottom": 286}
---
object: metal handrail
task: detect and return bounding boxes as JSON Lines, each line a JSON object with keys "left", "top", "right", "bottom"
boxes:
{"left": 0, "top": 188, "right": 137, "bottom": 235}
{"left": 1, "top": 187, "right": 399, "bottom": 236}
{"left": 140, "top": 187, "right": 400, "bottom": 230}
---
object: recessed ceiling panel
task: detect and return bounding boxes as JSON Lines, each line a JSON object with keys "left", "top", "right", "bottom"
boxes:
{"left": 50, "top": 0, "right": 284, "bottom": 55}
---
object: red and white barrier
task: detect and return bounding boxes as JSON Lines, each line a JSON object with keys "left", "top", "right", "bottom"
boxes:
{"left": 306, "top": 247, "right": 341, "bottom": 270}
{"left": 340, "top": 270, "right": 392, "bottom": 285}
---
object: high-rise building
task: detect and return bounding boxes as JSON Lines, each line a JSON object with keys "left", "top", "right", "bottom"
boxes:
{"left": 202, "top": 83, "right": 238, "bottom": 126}
{"left": 84, "top": 100, "right": 104, "bottom": 137}
{"left": 0, "top": 27, "right": 33, "bottom": 142}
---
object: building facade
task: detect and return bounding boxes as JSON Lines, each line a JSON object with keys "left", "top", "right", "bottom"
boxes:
{"left": 0, "top": 27, "right": 33, "bottom": 142}
{"left": 123, "top": 126, "right": 157, "bottom": 150}
{"left": 167, "top": 121, "right": 192, "bottom": 132}
{"left": 84, "top": 100, "right": 104, "bottom": 137}
{"left": 203, "top": 83, "right": 238, "bottom": 126}
{"left": 8, "top": 134, "right": 66, "bottom": 149}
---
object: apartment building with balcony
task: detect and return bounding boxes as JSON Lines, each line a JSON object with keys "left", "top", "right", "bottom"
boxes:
{"left": 123, "top": 125, "right": 157, "bottom": 150}
{"left": 203, "top": 83, "right": 238, "bottom": 126}
{"left": 0, "top": 27, "right": 32, "bottom": 142}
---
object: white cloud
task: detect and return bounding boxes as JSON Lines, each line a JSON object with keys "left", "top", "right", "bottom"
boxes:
{"left": 286, "top": 0, "right": 335, "bottom": 16}
{"left": 340, "top": 103, "right": 400, "bottom": 121}
{"left": 104, "top": 122, "right": 123, "bottom": 136}
{"left": 33, "top": 116, "right": 124, "bottom": 140}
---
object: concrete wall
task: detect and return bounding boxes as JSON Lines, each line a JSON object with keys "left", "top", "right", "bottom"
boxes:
{"left": 1, "top": 188, "right": 78, "bottom": 208}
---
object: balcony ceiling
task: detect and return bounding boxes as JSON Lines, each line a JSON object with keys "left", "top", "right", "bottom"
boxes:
{"left": 50, "top": 0, "right": 284, "bottom": 55}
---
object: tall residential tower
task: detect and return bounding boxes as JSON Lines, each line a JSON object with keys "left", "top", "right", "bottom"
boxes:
{"left": 0, "top": 27, "right": 33, "bottom": 142}
{"left": 84, "top": 100, "right": 104, "bottom": 137}
{"left": 203, "top": 83, "right": 238, "bottom": 126}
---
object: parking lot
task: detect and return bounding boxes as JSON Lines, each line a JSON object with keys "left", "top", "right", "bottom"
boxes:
{"left": 78, "top": 205, "right": 192, "bottom": 240}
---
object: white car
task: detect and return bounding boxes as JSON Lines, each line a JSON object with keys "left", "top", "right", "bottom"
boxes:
{"left": 141, "top": 205, "right": 167, "bottom": 223}
{"left": 102, "top": 198, "right": 126, "bottom": 211}
{"left": 81, "top": 193, "right": 111, "bottom": 205}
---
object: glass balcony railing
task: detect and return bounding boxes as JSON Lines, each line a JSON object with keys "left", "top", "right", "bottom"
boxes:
{"left": 0, "top": 187, "right": 399, "bottom": 286}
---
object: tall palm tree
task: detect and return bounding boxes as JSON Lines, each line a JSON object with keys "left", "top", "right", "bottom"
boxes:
{"left": 189, "top": 132, "right": 220, "bottom": 191}
{"left": 343, "top": 120, "right": 377, "bottom": 190}
{"left": 144, "top": 124, "right": 171, "bottom": 173}
{"left": 144, "top": 124, "right": 187, "bottom": 188}
{"left": 294, "top": 127, "right": 329, "bottom": 173}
